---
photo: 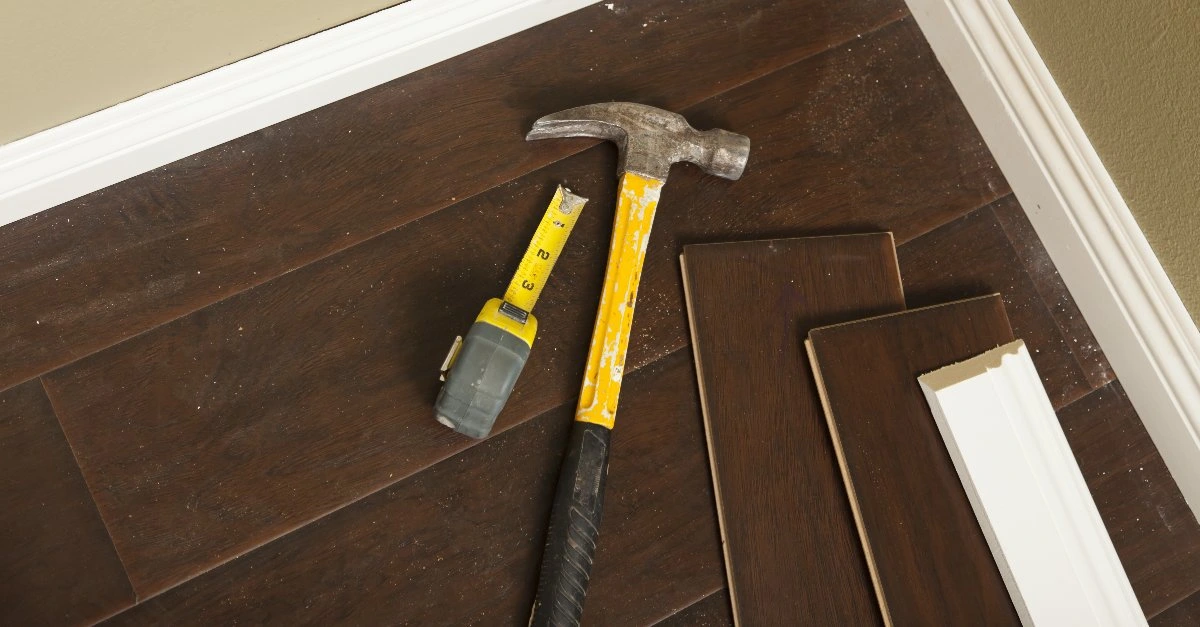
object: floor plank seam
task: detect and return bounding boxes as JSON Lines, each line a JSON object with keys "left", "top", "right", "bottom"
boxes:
{"left": 893, "top": 191, "right": 1012, "bottom": 250}
{"left": 1152, "top": 587, "right": 1200, "bottom": 622}
{"left": 1054, "top": 380, "right": 1114, "bottom": 415}
{"left": 648, "top": 584, "right": 726, "bottom": 626}
{"left": 991, "top": 198, "right": 1114, "bottom": 391}
{"left": 981, "top": 202, "right": 1104, "bottom": 408}
{"left": 1147, "top": 578, "right": 1200, "bottom": 621}
{"left": 892, "top": 189, "right": 1014, "bottom": 249}
{"left": 0, "top": 11, "right": 914, "bottom": 401}
{"left": 36, "top": 376, "right": 140, "bottom": 604}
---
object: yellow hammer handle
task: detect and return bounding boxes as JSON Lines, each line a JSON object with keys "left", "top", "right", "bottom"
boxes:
{"left": 574, "top": 172, "right": 665, "bottom": 429}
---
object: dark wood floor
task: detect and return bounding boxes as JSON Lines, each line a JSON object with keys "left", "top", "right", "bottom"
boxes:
{"left": 2, "top": 1, "right": 1198, "bottom": 624}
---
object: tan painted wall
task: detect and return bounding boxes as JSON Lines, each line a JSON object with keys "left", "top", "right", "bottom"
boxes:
{"left": 1009, "top": 0, "right": 1200, "bottom": 321}
{"left": 0, "top": 0, "right": 404, "bottom": 145}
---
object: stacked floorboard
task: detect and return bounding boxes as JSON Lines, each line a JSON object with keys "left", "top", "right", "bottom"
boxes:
{"left": 681, "top": 235, "right": 900, "bottom": 625}
{"left": 684, "top": 234, "right": 1037, "bottom": 624}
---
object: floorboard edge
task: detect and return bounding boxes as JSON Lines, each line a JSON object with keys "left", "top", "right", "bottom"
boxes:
{"left": 648, "top": 585, "right": 727, "bottom": 626}
{"left": 36, "top": 376, "right": 140, "bottom": 604}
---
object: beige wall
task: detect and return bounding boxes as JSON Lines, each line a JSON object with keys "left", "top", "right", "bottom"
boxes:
{"left": 1009, "top": 0, "right": 1200, "bottom": 321}
{"left": 0, "top": 0, "right": 404, "bottom": 145}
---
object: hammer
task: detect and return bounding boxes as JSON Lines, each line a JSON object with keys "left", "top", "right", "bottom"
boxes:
{"left": 525, "top": 102, "right": 750, "bottom": 626}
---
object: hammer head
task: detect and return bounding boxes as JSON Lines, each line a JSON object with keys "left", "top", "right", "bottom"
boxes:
{"left": 526, "top": 102, "right": 750, "bottom": 182}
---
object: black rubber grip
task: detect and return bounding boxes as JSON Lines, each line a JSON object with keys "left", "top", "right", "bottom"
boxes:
{"left": 529, "top": 421, "right": 612, "bottom": 627}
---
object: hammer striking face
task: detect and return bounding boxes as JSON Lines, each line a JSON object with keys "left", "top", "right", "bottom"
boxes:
{"left": 526, "top": 102, "right": 749, "bottom": 626}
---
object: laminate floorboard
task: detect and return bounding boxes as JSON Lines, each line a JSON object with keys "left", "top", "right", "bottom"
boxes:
{"left": 0, "top": 0, "right": 914, "bottom": 394}
{"left": 42, "top": 19, "right": 1007, "bottom": 597}
{"left": 807, "top": 295, "right": 1020, "bottom": 625}
{"left": 1059, "top": 382, "right": 1200, "bottom": 617}
{"left": 682, "top": 235, "right": 902, "bottom": 625}
{"left": 897, "top": 198, "right": 1096, "bottom": 408}
{"left": 101, "top": 352, "right": 724, "bottom": 626}
{"left": 656, "top": 589, "right": 733, "bottom": 627}
{"left": 0, "top": 380, "right": 133, "bottom": 625}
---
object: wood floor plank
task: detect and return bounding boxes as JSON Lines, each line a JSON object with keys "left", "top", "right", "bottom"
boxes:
{"left": 897, "top": 199, "right": 1093, "bottom": 408}
{"left": 1059, "top": 382, "right": 1200, "bottom": 617}
{"left": 682, "top": 235, "right": 903, "bottom": 625}
{"left": 0, "top": 0, "right": 915, "bottom": 394}
{"left": 1152, "top": 591, "right": 1200, "bottom": 626}
{"left": 992, "top": 197, "right": 1114, "bottom": 390}
{"left": 101, "top": 351, "right": 723, "bottom": 625}
{"left": 0, "top": 380, "right": 134, "bottom": 625}
{"left": 806, "top": 295, "right": 1020, "bottom": 625}
{"left": 656, "top": 589, "right": 733, "bottom": 627}
{"left": 42, "top": 18, "right": 1008, "bottom": 597}
{"left": 43, "top": 152, "right": 618, "bottom": 598}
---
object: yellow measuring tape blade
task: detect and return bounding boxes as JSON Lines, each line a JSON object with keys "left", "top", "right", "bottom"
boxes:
{"left": 504, "top": 185, "right": 587, "bottom": 312}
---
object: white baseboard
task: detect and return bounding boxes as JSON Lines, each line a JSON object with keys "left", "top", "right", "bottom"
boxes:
{"left": 921, "top": 341, "right": 1147, "bottom": 626}
{"left": 906, "top": 0, "right": 1200, "bottom": 518}
{"left": 0, "top": 0, "right": 594, "bottom": 229}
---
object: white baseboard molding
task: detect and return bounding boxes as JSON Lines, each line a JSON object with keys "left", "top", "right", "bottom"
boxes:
{"left": 921, "top": 341, "right": 1147, "bottom": 627}
{"left": 906, "top": 0, "right": 1200, "bottom": 517}
{"left": 0, "top": 0, "right": 594, "bottom": 229}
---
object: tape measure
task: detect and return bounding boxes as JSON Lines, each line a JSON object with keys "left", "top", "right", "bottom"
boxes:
{"left": 435, "top": 185, "right": 587, "bottom": 438}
